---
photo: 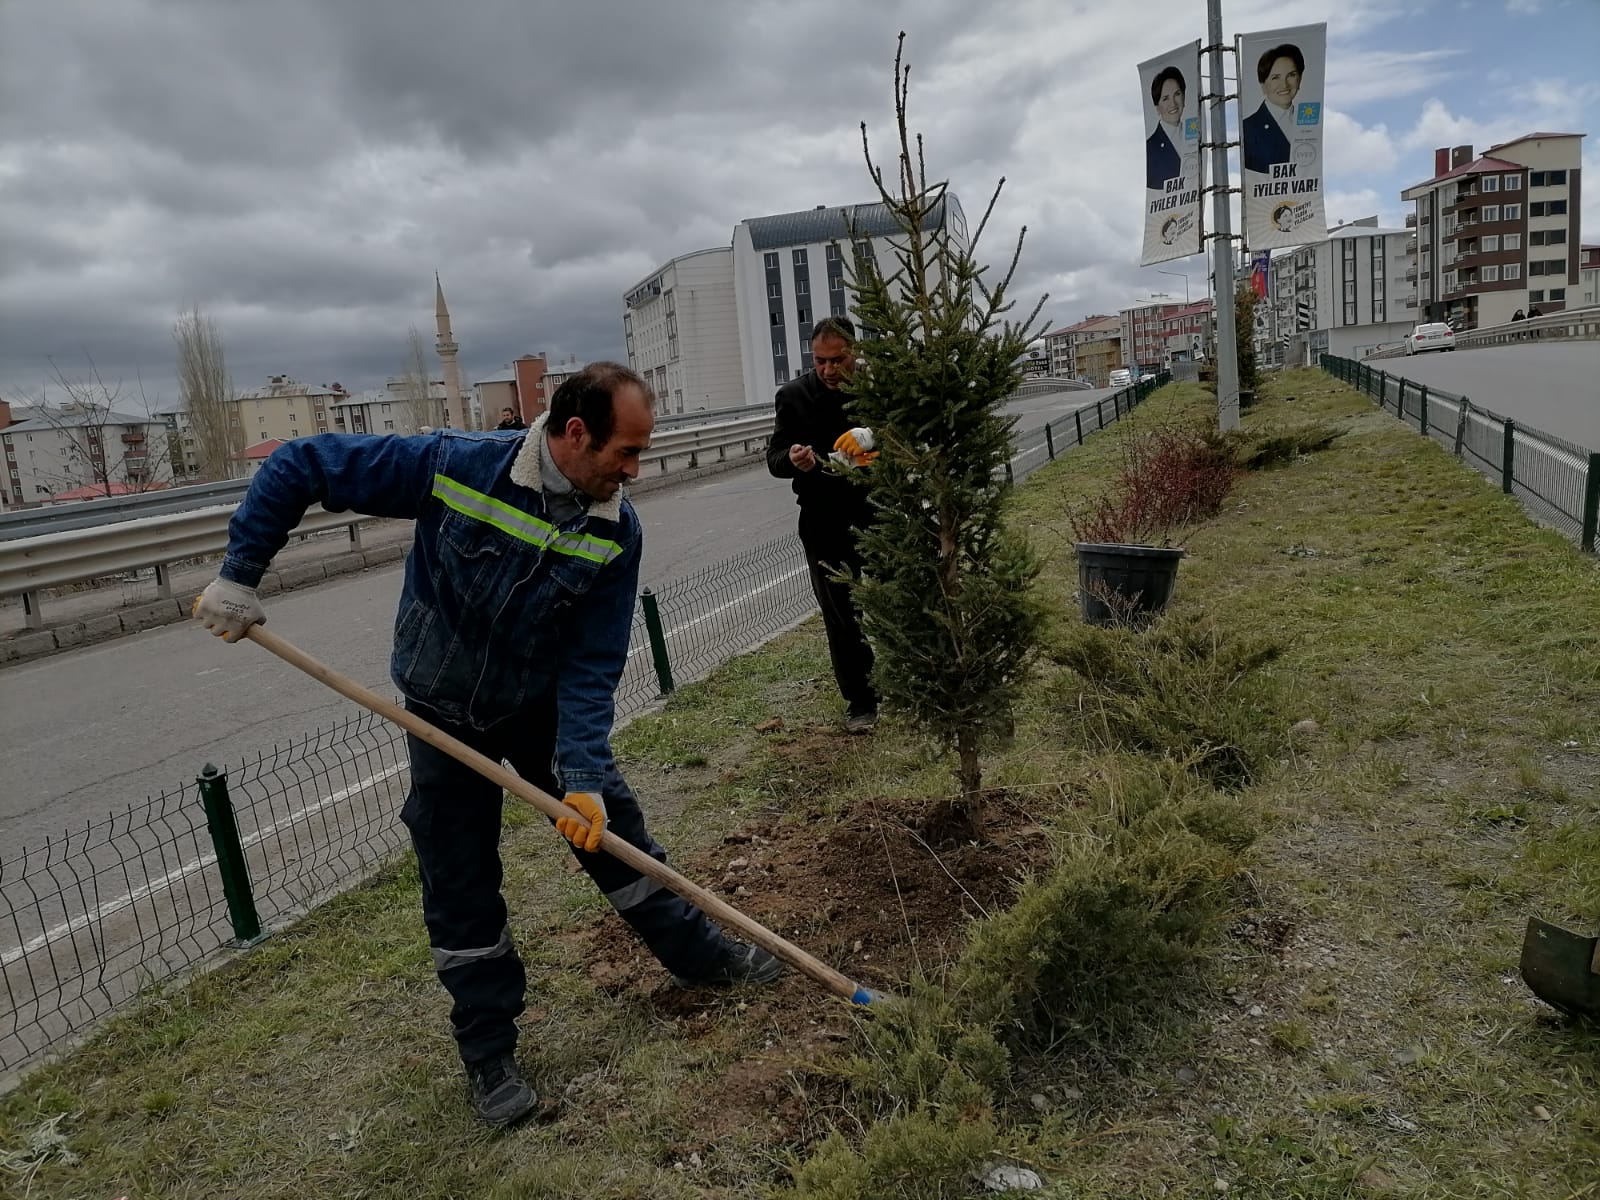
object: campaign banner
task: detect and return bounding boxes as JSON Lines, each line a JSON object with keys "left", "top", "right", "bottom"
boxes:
{"left": 1237, "top": 23, "right": 1328, "bottom": 249}
{"left": 1137, "top": 41, "right": 1203, "bottom": 266}
{"left": 1250, "top": 251, "right": 1271, "bottom": 299}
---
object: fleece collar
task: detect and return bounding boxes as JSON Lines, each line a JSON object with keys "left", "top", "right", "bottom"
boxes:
{"left": 508, "top": 412, "right": 623, "bottom": 523}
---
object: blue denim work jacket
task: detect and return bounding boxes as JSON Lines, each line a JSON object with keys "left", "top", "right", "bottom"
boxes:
{"left": 219, "top": 417, "right": 640, "bottom": 794}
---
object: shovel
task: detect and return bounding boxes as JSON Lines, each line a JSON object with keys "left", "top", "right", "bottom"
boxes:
{"left": 241, "top": 625, "right": 885, "bottom": 1007}
{"left": 1519, "top": 916, "right": 1600, "bottom": 1018}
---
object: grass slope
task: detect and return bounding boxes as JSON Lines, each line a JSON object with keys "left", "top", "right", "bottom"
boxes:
{"left": 3, "top": 370, "right": 1597, "bottom": 1199}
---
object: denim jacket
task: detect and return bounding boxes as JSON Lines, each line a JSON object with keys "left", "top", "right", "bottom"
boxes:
{"left": 219, "top": 415, "right": 641, "bottom": 795}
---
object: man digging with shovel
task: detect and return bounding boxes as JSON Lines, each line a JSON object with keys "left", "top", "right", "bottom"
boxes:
{"left": 193, "top": 362, "right": 782, "bottom": 1126}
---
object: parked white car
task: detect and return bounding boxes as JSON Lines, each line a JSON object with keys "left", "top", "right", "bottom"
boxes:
{"left": 1108, "top": 368, "right": 1134, "bottom": 388}
{"left": 1405, "top": 323, "right": 1456, "bottom": 355}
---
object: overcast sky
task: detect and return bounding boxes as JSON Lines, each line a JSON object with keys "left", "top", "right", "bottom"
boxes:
{"left": 2, "top": 0, "right": 1596, "bottom": 413}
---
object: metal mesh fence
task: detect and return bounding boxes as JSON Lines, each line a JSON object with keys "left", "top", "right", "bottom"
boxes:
{"left": 2, "top": 377, "right": 1166, "bottom": 1079}
{"left": 1320, "top": 354, "right": 1599, "bottom": 554}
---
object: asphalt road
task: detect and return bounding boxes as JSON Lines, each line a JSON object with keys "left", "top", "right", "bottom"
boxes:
{"left": 0, "top": 384, "right": 1112, "bottom": 858}
{"left": 1373, "top": 343, "right": 1600, "bottom": 451}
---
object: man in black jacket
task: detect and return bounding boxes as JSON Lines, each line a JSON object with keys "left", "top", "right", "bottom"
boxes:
{"left": 767, "top": 317, "right": 879, "bottom": 732}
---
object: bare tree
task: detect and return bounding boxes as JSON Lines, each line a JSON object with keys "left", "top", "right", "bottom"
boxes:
{"left": 173, "top": 304, "right": 240, "bottom": 480}
{"left": 401, "top": 327, "right": 444, "bottom": 432}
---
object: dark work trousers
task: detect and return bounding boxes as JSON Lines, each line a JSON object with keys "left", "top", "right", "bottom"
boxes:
{"left": 802, "top": 527, "right": 877, "bottom": 716}
{"left": 399, "top": 694, "right": 726, "bottom": 1065}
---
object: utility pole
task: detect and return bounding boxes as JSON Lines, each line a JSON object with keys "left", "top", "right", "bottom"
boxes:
{"left": 1207, "top": 0, "right": 1240, "bottom": 430}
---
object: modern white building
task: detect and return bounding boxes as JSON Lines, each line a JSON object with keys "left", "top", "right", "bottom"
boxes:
{"left": 623, "top": 247, "right": 743, "bottom": 416}
{"left": 1262, "top": 217, "right": 1419, "bottom": 366}
{"left": 730, "top": 196, "right": 969, "bottom": 406}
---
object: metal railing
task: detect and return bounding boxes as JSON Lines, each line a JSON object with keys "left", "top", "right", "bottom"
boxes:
{"left": 1321, "top": 353, "right": 1600, "bottom": 552}
{"left": 1362, "top": 304, "right": 1600, "bottom": 360}
{"left": 0, "top": 372, "right": 1164, "bottom": 1079}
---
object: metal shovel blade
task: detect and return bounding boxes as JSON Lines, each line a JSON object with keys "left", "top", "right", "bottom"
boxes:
{"left": 1520, "top": 917, "right": 1600, "bottom": 1018}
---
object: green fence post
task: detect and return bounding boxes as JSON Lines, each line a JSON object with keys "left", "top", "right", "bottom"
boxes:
{"left": 1453, "top": 398, "right": 1469, "bottom": 457}
{"left": 1113, "top": 391, "right": 1122, "bottom": 419}
{"left": 1377, "top": 371, "right": 1388, "bottom": 410}
{"left": 1502, "top": 420, "right": 1516, "bottom": 494}
{"left": 1581, "top": 454, "right": 1600, "bottom": 553}
{"left": 1074, "top": 409, "right": 1084, "bottom": 444}
{"left": 196, "top": 764, "right": 264, "bottom": 946}
{"left": 1044, "top": 422, "right": 1055, "bottom": 460}
{"left": 1418, "top": 385, "right": 1430, "bottom": 437}
{"left": 1005, "top": 460, "right": 1014, "bottom": 484}
{"left": 640, "top": 588, "right": 675, "bottom": 694}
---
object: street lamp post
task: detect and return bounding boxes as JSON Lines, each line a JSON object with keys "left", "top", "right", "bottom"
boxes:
{"left": 1157, "top": 270, "right": 1191, "bottom": 305}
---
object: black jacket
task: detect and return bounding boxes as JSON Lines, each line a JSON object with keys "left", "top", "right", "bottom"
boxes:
{"left": 766, "top": 370, "right": 873, "bottom": 546}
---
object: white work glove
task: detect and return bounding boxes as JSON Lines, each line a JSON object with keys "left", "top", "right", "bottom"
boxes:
{"left": 192, "top": 577, "right": 265, "bottom": 643}
{"left": 830, "top": 427, "right": 878, "bottom": 469}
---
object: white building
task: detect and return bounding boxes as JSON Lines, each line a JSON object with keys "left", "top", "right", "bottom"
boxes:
{"left": 0, "top": 401, "right": 168, "bottom": 508}
{"left": 730, "top": 196, "right": 969, "bottom": 406}
{"left": 331, "top": 378, "right": 452, "bottom": 436}
{"left": 623, "top": 247, "right": 744, "bottom": 416}
{"left": 1264, "top": 217, "right": 1419, "bottom": 366}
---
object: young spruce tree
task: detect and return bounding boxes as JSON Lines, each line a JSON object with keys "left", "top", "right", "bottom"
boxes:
{"left": 845, "top": 34, "right": 1048, "bottom": 837}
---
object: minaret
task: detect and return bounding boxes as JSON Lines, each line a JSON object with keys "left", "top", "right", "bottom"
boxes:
{"left": 434, "top": 273, "right": 469, "bottom": 430}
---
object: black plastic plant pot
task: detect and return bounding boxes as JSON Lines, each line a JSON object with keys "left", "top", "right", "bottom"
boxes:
{"left": 1074, "top": 542, "right": 1184, "bottom": 626}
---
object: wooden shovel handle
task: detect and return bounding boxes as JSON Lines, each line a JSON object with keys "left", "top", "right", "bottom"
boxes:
{"left": 243, "top": 625, "right": 878, "bottom": 1005}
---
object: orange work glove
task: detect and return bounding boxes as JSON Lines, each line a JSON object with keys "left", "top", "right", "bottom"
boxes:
{"left": 556, "top": 792, "right": 607, "bottom": 852}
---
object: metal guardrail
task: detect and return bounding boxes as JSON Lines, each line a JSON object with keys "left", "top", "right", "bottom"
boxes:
{"left": 0, "top": 420, "right": 779, "bottom": 627}
{"left": 1362, "top": 304, "right": 1600, "bottom": 361}
{"left": 1321, "top": 353, "right": 1600, "bottom": 553}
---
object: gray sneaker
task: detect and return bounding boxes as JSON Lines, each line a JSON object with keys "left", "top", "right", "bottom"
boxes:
{"left": 465, "top": 1053, "right": 537, "bottom": 1126}
{"left": 844, "top": 709, "right": 879, "bottom": 734}
{"left": 674, "top": 941, "right": 785, "bottom": 987}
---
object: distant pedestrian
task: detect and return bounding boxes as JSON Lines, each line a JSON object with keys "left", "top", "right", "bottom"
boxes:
{"left": 496, "top": 406, "right": 526, "bottom": 431}
{"left": 1511, "top": 309, "right": 1525, "bottom": 322}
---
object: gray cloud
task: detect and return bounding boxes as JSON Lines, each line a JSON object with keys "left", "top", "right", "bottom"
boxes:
{"left": 3, "top": 0, "right": 1582, "bottom": 412}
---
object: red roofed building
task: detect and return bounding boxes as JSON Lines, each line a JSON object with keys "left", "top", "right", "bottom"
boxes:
{"left": 1402, "top": 132, "right": 1584, "bottom": 329}
{"left": 231, "top": 438, "right": 285, "bottom": 477}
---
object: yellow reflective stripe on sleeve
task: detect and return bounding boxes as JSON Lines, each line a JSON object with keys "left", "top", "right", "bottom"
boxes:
{"left": 432, "top": 474, "right": 552, "bottom": 547}
{"left": 431, "top": 474, "right": 625, "bottom": 564}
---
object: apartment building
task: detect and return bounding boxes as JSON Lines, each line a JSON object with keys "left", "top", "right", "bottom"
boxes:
{"left": 1262, "top": 217, "right": 1418, "bottom": 365}
{"left": 0, "top": 398, "right": 167, "bottom": 508}
{"left": 1076, "top": 336, "right": 1125, "bottom": 388}
{"left": 1119, "top": 299, "right": 1195, "bottom": 373}
{"left": 623, "top": 247, "right": 743, "bottom": 416}
{"left": 730, "top": 196, "right": 969, "bottom": 406}
{"left": 231, "top": 376, "right": 348, "bottom": 445}
{"left": 1157, "top": 300, "right": 1215, "bottom": 364}
{"left": 1043, "top": 314, "right": 1119, "bottom": 378}
{"left": 331, "top": 377, "right": 454, "bottom": 436}
{"left": 1580, "top": 244, "right": 1599, "bottom": 307}
{"left": 1403, "top": 133, "right": 1584, "bottom": 329}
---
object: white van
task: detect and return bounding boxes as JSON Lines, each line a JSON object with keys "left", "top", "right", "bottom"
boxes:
{"left": 1108, "top": 368, "right": 1133, "bottom": 388}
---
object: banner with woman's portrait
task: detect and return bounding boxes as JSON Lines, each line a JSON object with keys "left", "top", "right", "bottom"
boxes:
{"left": 1137, "top": 42, "right": 1203, "bottom": 266}
{"left": 1237, "top": 23, "right": 1328, "bottom": 250}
